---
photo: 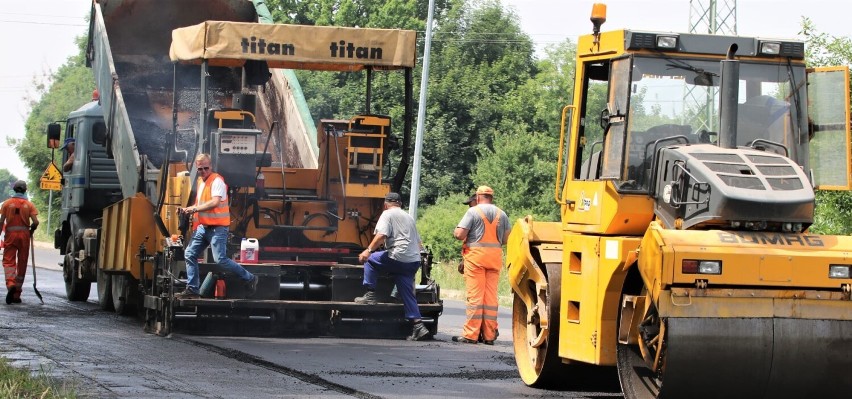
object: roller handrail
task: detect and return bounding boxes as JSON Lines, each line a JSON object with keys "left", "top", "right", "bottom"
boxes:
{"left": 555, "top": 105, "right": 577, "bottom": 206}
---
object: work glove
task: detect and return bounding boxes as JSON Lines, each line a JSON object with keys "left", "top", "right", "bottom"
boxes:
{"left": 29, "top": 225, "right": 37, "bottom": 236}
{"left": 457, "top": 260, "right": 464, "bottom": 274}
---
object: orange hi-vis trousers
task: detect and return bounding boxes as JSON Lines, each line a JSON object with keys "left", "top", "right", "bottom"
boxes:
{"left": 462, "top": 252, "right": 501, "bottom": 341}
{"left": 461, "top": 207, "right": 503, "bottom": 341}
{"left": 3, "top": 229, "right": 30, "bottom": 299}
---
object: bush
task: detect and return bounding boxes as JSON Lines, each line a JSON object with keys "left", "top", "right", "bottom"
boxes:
{"left": 416, "top": 193, "right": 470, "bottom": 263}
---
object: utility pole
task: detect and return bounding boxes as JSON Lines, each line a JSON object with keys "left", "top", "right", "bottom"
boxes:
{"left": 408, "top": 0, "right": 436, "bottom": 219}
{"left": 686, "top": 0, "right": 737, "bottom": 132}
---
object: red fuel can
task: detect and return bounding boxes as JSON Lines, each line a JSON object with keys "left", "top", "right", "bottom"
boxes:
{"left": 214, "top": 278, "right": 226, "bottom": 299}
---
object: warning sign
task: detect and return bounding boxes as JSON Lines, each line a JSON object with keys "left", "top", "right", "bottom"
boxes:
{"left": 40, "top": 162, "right": 62, "bottom": 191}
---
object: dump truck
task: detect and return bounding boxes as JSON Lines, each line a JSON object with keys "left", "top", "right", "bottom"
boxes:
{"left": 49, "top": 0, "right": 441, "bottom": 337}
{"left": 506, "top": 4, "right": 852, "bottom": 398}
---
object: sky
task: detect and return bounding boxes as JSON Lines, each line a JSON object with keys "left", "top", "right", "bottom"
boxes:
{"left": 0, "top": 0, "right": 849, "bottom": 183}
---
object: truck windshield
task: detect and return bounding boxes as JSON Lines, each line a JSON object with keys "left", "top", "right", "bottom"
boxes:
{"left": 616, "top": 56, "right": 808, "bottom": 193}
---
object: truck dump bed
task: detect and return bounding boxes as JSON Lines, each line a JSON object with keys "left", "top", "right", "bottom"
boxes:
{"left": 87, "top": 0, "right": 315, "bottom": 198}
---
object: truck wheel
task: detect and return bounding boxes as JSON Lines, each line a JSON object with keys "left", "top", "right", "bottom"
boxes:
{"left": 64, "top": 237, "right": 91, "bottom": 301}
{"left": 96, "top": 267, "right": 114, "bottom": 311}
{"left": 112, "top": 274, "right": 137, "bottom": 315}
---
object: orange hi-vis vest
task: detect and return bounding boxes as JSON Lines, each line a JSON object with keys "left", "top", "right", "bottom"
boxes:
{"left": 3, "top": 198, "right": 34, "bottom": 232}
{"left": 465, "top": 206, "right": 503, "bottom": 266}
{"left": 194, "top": 173, "right": 230, "bottom": 227}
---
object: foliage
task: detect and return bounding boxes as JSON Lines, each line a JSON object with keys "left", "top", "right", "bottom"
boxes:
{"left": 800, "top": 18, "right": 852, "bottom": 67}
{"left": 0, "top": 170, "right": 19, "bottom": 203}
{"left": 811, "top": 191, "right": 852, "bottom": 235}
{"left": 0, "top": 357, "right": 78, "bottom": 399}
{"left": 472, "top": 131, "right": 559, "bottom": 220}
{"left": 468, "top": 39, "right": 576, "bottom": 222}
{"left": 798, "top": 18, "right": 852, "bottom": 235}
{"left": 416, "top": 193, "right": 469, "bottom": 262}
{"left": 418, "top": 0, "right": 536, "bottom": 203}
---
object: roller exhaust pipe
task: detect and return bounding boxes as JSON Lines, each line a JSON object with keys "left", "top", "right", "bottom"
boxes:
{"left": 718, "top": 43, "right": 739, "bottom": 149}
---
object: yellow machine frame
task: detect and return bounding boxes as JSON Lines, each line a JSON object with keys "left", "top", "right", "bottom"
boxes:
{"left": 507, "top": 13, "right": 852, "bottom": 396}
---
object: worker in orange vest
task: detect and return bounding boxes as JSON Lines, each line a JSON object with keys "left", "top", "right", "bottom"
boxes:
{"left": 1, "top": 180, "right": 40, "bottom": 304}
{"left": 176, "top": 153, "right": 258, "bottom": 299}
{"left": 452, "top": 185, "right": 509, "bottom": 345}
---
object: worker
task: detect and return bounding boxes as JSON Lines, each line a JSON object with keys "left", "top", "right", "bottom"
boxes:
{"left": 452, "top": 186, "right": 509, "bottom": 345}
{"left": 460, "top": 192, "right": 493, "bottom": 343}
{"left": 354, "top": 192, "right": 431, "bottom": 341}
{"left": 176, "top": 153, "right": 258, "bottom": 299}
{"left": 61, "top": 137, "right": 75, "bottom": 172}
{"left": 1, "top": 180, "right": 40, "bottom": 304}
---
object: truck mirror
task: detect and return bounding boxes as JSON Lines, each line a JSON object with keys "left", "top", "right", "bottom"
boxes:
{"left": 47, "top": 123, "right": 62, "bottom": 149}
{"left": 92, "top": 122, "right": 107, "bottom": 145}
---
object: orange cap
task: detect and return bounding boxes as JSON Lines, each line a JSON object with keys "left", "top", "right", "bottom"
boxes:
{"left": 476, "top": 185, "right": 494, "bottom": 195}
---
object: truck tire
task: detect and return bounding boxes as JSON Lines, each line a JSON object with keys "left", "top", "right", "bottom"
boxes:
{"left": 64, "top": 237, "right": 91, "bottom": 301}
{"left": 112, "top": 274, "right": 137, "bottom": 315}
{"left": 96, "top": 267, "right": 114, "bottom": 311}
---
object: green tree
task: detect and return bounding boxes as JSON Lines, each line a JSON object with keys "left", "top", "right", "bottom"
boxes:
{"left": 0, "top": 169, "right": 19, "bottom": 202}
{"left": 418, "top": 0, "right": 536, "bottom": 203}
{"left": 800, "top": 17, "right": 852, "bottom": 67}
{"left": 416, "top": 193, "right": 470, "bottom": 262}
{"left": 798, "top": 18, "right": 852, "bottom": 235}
{"left": 472, "top": 130, "right": 559, "bottom": 220}
{"left": 471, "top": 39, "right": 578, "bottom": 222}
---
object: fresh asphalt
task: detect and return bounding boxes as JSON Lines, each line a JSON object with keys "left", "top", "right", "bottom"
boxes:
{"left": 0, "top": 242, "right": 622, "bottom": 398}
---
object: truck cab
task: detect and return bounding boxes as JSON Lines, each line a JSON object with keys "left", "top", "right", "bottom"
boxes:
{"left": 48, "top": 95, "right": 121, "bottom": 300}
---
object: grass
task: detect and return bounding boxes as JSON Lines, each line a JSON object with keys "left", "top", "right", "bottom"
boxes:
{"left": 427, "top": 260, "right": 514, "bottom": 308}
{"left": 0, "top": 358, "right": 78, "bottom": 399}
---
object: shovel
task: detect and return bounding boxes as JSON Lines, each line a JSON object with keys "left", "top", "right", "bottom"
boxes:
{"left": 30, "top": 234, "right": 44, "bottom": 304}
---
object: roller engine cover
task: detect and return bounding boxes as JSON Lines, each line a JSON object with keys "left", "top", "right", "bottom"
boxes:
{"left": 652, "top": 144, "right": 813, "bottom": 231}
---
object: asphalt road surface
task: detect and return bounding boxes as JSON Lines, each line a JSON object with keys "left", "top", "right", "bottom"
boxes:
{"left": 0, "top": 242, "right": 623, "bottom": 398}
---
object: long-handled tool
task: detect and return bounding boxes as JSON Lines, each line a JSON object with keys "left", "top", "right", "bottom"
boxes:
{"left": 30, "top": 235, "right": 44, "bottom": 304}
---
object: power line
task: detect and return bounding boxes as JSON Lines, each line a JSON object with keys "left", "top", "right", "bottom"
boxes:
{"left": 0, "top": 19, "right": 86, "bottom": 27}
{"left": 0, "top": 12, "right": 85, "bottom": 19}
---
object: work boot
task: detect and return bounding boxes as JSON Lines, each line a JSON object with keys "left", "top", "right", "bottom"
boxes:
{"left": 354, "top": 290, "right": 377, "bottom": 305}
{"left": 174, "top": 289, "right": 200, "bottom": 300}
{"left": 452, "top": 336, "right": 477, "bottom": 344}
{"left": 6, "top": 286, "right": 17, "bottom": 305}
{"left": 245, "top": 274, "right": 259, "bottom": 298}
{"left": 479, "top": 328, "right": 498, "bottom": 343}
{"left": 479, "top": 330, "right": 500, "bottom": 345}
{"left": 407, "top": 322, "right": 431, "bottom": 341}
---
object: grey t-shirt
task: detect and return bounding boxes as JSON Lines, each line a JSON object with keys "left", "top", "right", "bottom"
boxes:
{"left": 457, "top": 204, "right": 510, "bottom": 245}
{"left": 375, "top": 207, "right": 422, "bottom": 263}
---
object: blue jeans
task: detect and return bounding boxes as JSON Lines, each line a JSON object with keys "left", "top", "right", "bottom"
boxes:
{"left": 184, "top": 225, "right": 253, "bottom": 293}
{"left": 363, "top": 251, "right": 421, "bottom": 320}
